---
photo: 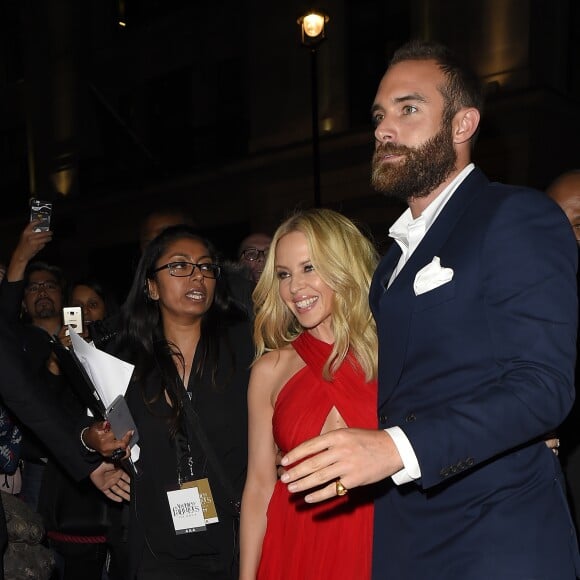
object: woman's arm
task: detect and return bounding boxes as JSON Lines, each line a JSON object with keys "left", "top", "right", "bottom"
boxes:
{"left": 239, "top": 354, "right": 280, "bottom": 580}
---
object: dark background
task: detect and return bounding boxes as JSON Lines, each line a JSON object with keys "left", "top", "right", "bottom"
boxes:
{"left": 0, "top": 0, "right": 578, "bottom": 300}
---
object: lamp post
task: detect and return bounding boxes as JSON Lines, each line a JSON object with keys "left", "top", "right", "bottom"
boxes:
{"left": 297, "top": 11, "right": 329, "bottom": 208}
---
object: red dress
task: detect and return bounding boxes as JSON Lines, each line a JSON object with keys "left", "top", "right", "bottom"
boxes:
{"left": 257, "top": 332, "right": 377, "bottom": 580}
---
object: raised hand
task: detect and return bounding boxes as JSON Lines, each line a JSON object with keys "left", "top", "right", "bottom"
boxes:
{"left": 7, "top": 221, "right": 53, "bottom": 281}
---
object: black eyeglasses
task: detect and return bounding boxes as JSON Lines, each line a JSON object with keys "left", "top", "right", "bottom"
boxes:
{"left": 241, "top": 248, "right": 268, "bottom": 261}
{"left": 24, "top": 281, "right": 60, "bottom": 294}
{"left": 153, "top": 261, "right": 221, "bottom": 279}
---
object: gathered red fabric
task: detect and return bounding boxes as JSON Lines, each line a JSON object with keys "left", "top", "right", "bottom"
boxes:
{"left": 257, "top": 331, "right": 377, "bottom": 580}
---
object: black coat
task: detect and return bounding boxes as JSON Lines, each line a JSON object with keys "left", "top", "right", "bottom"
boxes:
{"left": 0, "top": 318, "right": 95, "bottom": 578}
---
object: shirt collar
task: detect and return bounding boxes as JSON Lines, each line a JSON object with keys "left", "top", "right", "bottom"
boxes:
{"left": 389, "top": 163, "right": 475, "bottom": 247}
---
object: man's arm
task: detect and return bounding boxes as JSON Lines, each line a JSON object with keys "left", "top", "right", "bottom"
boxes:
{"left": 0, "top": 222, "right": 52, "bottom": 322}
{"left": 403, "top": 191, "right": 577, "bottom": 488}
{"left": 281, "top": 428, "right": 402, "bottom": 503}
{"left": 0, "top": 318, "right": 96, "bottom": 480}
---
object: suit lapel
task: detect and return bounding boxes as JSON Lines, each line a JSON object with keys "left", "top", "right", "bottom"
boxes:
{"left": 376, "top": 168, "right": 489, "bottom": 406}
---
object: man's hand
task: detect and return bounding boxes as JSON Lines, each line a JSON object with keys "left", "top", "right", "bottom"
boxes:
{"left": 7, "top": 222, "right": 53, "bottom": 281}
{"left": 89, "top": 461, "right": 131, "bottom": 502}
{"left": 280, "top": 428, "right": 403, "bottom": 503}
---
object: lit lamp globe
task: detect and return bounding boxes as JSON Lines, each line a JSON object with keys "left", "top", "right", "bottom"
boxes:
{"left": 297, "top": 11, "right": 329, "bottom": 46}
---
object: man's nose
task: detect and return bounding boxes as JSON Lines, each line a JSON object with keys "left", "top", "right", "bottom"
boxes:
{"left": 374, "top": 116, "right": 395, "bottom": 144}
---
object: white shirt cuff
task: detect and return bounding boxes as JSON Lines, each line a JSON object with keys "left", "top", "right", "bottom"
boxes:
{"left": 385, "top": 427, "right": 421, "bottom": 485}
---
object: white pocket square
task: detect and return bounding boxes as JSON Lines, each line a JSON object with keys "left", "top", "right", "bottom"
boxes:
{"left": 413, "top": 256, "right": 454, "bottom": 296}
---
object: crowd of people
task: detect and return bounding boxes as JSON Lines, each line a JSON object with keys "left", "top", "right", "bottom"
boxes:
{"left": 0, "top": 39, "right": 578, "bottom": 580}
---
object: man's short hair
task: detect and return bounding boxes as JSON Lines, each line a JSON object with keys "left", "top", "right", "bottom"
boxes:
{"left": 390, "top": 40, "right": 485, "bottom": 124}
{"left": 23, "top": 261, "right": 65, "bottom": 288}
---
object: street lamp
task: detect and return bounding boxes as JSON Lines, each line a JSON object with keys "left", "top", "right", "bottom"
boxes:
{"left": 297, "top": 10, "right": 329, "bottom": 208}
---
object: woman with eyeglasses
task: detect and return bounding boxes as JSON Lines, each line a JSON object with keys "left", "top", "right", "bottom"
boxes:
{"left": 86, "top": 225, "right": 252, "bottom": 580}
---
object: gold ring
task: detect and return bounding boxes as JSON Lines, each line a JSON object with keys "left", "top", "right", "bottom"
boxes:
{"left": 336, "top": 480, "right": 348, "bottom": 496}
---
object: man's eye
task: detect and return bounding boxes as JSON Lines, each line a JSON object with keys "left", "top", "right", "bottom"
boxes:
{"left": 372, "top": 113, "right": 384, "bottom": 127}
{"left": 199, "top": 263, "right": 213, "bottom": 272}
{"left": 402, "top": 105, "right": 418, "bottom": 115}
{"left": 172, "top": 262, "right": 188, "bottom": 269}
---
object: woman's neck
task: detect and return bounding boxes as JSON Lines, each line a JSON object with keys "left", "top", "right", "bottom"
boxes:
{"left": 163, "top": 318, "right": 202, "bottom": 386}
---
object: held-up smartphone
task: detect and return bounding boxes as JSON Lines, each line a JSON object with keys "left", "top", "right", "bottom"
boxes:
{"left": 106, "top": 394, "right": 139, "bottom": 448}
{"left": 62, "top": 306, "right": 83, "bottom": 335}
{"left": 30, "top": 198, "right": 52, "bottom": 232}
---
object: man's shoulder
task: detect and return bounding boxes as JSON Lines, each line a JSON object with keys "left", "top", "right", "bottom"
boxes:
{"left": 464, "top": 172, "right": 558, "bottom": 217}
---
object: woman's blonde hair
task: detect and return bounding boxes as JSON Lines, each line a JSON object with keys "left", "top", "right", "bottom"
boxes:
{"left": 253, "top": 208, "right": 379, "bottom": 381}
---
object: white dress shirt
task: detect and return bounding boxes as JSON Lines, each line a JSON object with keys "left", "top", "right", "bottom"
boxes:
{"left": 384, "top": 163, "right": 475, "bottom": 485}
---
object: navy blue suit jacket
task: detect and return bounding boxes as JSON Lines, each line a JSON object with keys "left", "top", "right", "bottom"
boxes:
{"left": 369, "top": 168, "right": 580, "bottom": 579}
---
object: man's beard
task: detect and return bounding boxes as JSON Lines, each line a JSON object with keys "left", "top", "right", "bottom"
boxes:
{"left": 34, "top": 298, "right": 56, "bottom": 319}
{"left": 371, "top": 122, "right": 457, "bottom": 202}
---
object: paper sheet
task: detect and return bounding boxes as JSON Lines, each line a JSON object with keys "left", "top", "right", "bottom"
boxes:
{"left": 69, "top": 330, "right": 134, "bottom": 408}
{"left": 69, "top": 330, "right": 140, "bottom": 462}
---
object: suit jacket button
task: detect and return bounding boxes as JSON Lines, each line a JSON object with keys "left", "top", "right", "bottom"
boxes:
{"left": 439, "top": 468, "right": 449, "bottom": 478}
{"left": 466, "top": 457, "right": 475, "bottom": 466}
{"left": 379, "top": 414, "right": 388, "bottom": 424}
{"left": 405, "top": 413, "right": 416, "bottom": 423}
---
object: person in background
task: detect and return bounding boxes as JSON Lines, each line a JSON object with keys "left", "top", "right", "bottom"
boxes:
{"left": 547, "top": 169, "right": 580, "bottom": 539}
{"left": 238, "top": 233, "right": 272, "bottom": 285}
{"left": 139, "top": 206, "right": 197, "bottom": 252}
{"left": 86, "top": 225, "right": 253, "bottom": 579}
{"left": 0, "top": 222, "right": 55, "bottom": 326}
{"left": 548, "top": 170, "right": 580, "bottom": 245}
{"left": 40, "top": 278, "right": 122, "bottom": 580}
{"left": 0, "top": 404, "right": 22, "bottom": 495}
{"left": 57, "top": 278, "right": 120, "bottom": 347}
{"left": 240, "top": 209, "right": 379, "bottom": 580}
{"left": 0, "top": 222, "right": 66, "bottom": 512}
{"left": 0, "top": 314, "right": 130, "bottom": 580}
{"left": 280, "top": 40, "right": 579, "bottom": 579}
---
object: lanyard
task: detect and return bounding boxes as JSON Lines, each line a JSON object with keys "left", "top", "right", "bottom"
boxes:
{"left": 173, "top": 380, "right": 207, "bottom": 486}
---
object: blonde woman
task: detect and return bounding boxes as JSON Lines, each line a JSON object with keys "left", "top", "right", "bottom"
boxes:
{"left": 240, "top": 209, "right": 379, "bottom": 580}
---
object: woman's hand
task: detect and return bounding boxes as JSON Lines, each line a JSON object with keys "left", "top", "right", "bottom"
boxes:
{"left": 89, "top": 461, "right": 131, "bottom": 502}
{"left": 545, "top": 436, "right": 560, "bottom": 456}
{"left": 83, "top": 421, "right": 133, "bottom": 458}
{"left": 57, "top": 325, "right": 71, "bottom": 349}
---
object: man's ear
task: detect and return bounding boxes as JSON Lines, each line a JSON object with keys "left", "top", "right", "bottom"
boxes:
{"left": 147, "top": 279, "right": 159, "bottom": 301}
{"left": 453, "top": 107, "right": 480, "bottom": 144}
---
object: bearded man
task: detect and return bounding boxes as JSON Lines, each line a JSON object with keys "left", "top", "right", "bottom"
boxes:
{"left": 281, "top": 40, "right": 580, "bottom": 579}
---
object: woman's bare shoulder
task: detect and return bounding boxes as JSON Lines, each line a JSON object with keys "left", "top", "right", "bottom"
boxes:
{"left": 253, "top": 345, "right": 297, "bottom": 375}
{"left": 251, "top": 345, "right": 305, "bottom": 403}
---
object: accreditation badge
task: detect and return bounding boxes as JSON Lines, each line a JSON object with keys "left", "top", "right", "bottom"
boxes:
{"left": 166, "top": 486, "right": 206, "bottom": 535}
{"left": 181, "top": 478, "right": 219, "bottom": 525}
